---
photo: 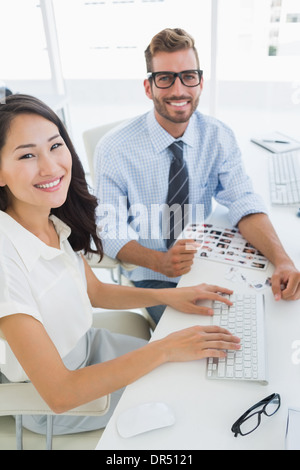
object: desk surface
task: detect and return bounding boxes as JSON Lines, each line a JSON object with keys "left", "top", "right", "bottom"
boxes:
{"left": 96, "top": 134, "right": 300, "bottom": 451}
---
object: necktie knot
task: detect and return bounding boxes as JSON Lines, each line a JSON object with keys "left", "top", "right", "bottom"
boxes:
{"left": 169, "top": 140, "right": 184, "bottom": 162}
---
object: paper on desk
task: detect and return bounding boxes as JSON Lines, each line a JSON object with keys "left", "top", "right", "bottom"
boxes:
{"left": 251, "top": 131, "right": 300, "bottom": 153}
{"left": 286, "top": 408, "right": 300, "bottom": 450}
{"left": 183, "top": 222, "right": 269, "bottom": 271}
{"left": 224, "top": 266, "right": 272, "bottom": 292}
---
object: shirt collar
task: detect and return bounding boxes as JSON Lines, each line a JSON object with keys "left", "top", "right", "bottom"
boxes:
{"left": 147, "top": 109, "right": 196, "bottom": 153}
{"left": 0, "top": 211, "right": 71, "bottom": 272}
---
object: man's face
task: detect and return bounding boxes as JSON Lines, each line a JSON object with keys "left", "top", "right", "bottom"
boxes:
{"left": 144, "top": 48, "right": 203, "bottom": 136}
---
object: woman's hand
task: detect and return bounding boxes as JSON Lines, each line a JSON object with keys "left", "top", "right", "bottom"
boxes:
{"left": 157, "top": 325, "right": 241, "bottom": 362}
{"left": 158, "top": 283, "right": 234, "bottom": 316}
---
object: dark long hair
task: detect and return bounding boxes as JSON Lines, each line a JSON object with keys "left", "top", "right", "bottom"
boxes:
{"left": 0, "top": 94, "right": 103, "bottom": 259}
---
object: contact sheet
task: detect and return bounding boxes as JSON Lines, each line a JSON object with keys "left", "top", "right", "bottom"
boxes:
{"left": 184, "top": 223, "right": 269, "bottom": 271}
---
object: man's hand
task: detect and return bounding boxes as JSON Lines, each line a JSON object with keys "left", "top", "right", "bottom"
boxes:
{"left": 238, "top": 213, "right": 300, "bottom": 302}
{"left": 158, "top": 239, "right": 199, "bottom": 277}
{"left": 117, "top": 239, "right": 199, "bottom": 277}
{"left": 271, "top": 263, "right": 300, "bottom": 301}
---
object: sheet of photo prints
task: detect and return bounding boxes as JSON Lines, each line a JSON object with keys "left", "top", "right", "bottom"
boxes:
{"left": 184, "top": 223, "right": 269, "bottom": 271}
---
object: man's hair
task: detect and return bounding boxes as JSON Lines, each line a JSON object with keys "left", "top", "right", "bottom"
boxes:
{"left": 144, "top": 28, "right": 200, "bottom": 72}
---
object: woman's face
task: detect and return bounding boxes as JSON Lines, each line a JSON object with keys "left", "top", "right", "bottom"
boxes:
{"left": 0, "top": 113, "right": 72, "bottom": 215}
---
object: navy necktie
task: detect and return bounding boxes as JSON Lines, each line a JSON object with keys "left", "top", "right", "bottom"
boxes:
{"left": 165, "top": 141, "right": 189, "bottom": 248}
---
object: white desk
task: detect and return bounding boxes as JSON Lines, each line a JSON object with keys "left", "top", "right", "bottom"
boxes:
{"left": 96, "top": 138, "right": 300, "bottom": 451}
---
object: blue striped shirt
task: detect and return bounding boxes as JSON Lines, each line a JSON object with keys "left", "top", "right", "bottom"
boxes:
{"left": 94, "top": 109, "right": 267, "bottom": 282}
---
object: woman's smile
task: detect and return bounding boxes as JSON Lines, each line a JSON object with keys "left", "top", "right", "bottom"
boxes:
{"left": 34, "top": 176, "right": 64, "bottom": 191}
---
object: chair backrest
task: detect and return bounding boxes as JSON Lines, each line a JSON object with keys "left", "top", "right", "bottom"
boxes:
{"left": 82, "top": 120, "right": 126, "bottom": 184}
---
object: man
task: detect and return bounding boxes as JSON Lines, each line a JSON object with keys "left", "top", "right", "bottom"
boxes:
{"left": 95, "top": 28, "right": 300, "bottom": 324}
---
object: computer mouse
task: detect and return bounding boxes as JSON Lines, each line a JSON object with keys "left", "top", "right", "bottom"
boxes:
{"left": 116, "top": 402, "right": 176, "bottom": 438}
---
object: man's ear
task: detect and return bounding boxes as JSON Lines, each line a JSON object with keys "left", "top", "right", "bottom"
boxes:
{"left": 143, "top": 78, "right": 153, "bottom": 101}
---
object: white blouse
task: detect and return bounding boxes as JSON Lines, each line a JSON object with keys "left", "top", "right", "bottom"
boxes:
{"left": 0, "top": 211, "right": 93, "bottom": 382}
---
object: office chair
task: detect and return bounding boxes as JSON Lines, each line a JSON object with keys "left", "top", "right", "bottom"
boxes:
{"left": 0, "top": 310, "right": 151, "bottom": 450}
{"left": 83, "top": 121, "right": 157, "bottom": 332}
{"left": 83, "top": 120, "right": 137, "bottom": 284}
{"left": 83, "top": 120, "right": 126, "bottom": 185}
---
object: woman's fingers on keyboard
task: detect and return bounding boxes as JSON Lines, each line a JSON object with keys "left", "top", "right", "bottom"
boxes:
{"left": 204, "top": 349, "right": 236, "bottom": 358}
{"left": 201, "top": 326, "right": 241, "bottom": 348}
{"left": 203, "top": 325, "right": 235, "bottom": 335}
{"left": 195, "top": 284, "right": 234, "bottom": 306}
{"left": 202, "top": 340, "right": 241, "bottom": 358}
{"left": 196, "top": 284, "right": 233, "bottom": 296}
{"left": 209, "top": 285, "right": 233, "bottom": 295}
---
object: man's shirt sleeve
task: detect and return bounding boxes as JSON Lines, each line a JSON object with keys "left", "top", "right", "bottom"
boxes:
{"left": 213, "top": 125, "right": 268, "bottom": 227}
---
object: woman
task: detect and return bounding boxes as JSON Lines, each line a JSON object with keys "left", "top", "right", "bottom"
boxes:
{"left": 0, "top": 95, "right": 240, "bottom": 435}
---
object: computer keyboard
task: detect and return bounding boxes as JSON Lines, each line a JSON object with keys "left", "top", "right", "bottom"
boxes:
{"left": 206, "top": 293, "right": 267, "bottom": 384}
{"left": 268, "top": 150, "right": 300, "bottom": 205}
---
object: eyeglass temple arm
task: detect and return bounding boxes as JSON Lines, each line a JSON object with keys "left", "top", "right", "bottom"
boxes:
{"left": 231, "top": 393, "right": 279, "bottom": 437}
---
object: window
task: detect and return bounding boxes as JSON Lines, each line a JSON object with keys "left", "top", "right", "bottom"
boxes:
{"left": 217, "top": 0, "right": 300, "bottom": 82}
{"left": 52, "top": 0, "right": 212, "bottom": 79}
{"left": 0, "top": 0, "right": 51, "bottom": 80}
{"left": 286, "top": 13, "right": 300, "bottom": 23}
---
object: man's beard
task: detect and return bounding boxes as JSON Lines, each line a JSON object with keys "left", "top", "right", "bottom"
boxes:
{"left": 152, "top": 94, "right": 200, "bottom": 124}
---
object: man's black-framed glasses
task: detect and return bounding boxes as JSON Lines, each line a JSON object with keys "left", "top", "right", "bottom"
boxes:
{"left": 147, "top": 69, "right": 203, "bottom": 89}
{"left": 231, "top": 393, "right": 281, "bottom": 437}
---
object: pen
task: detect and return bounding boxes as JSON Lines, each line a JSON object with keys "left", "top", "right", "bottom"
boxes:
{"left": 262, "top": 140, "right": 290, "bottom": 144}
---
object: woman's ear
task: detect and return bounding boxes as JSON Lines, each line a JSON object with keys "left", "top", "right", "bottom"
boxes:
{"left": 0, "top": 172, "right": 6, "bottom": 187}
